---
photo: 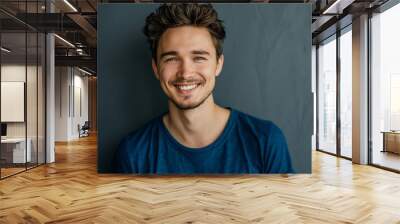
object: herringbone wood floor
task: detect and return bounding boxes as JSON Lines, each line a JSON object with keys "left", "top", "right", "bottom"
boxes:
{"left": 1, "top": 134, "right": 400, "bottom": 223}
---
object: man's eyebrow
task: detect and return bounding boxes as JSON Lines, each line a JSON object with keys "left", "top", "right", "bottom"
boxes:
{"left": 192, "top": 50, "right": 210, "bottom": 55}
{"left": 160, "top": 51, "right": 178, "bottom": 59}
{"left": 159, "top": 50, "right": 210, "bottom": 59}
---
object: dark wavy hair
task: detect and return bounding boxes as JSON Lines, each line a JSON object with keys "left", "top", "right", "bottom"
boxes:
{"left": 143, "top": 3, "right": 226, "bottom": 62}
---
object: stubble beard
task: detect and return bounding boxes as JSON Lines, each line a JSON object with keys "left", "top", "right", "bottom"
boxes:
{"left": 169, "top": 85, "right": 214, "bottom": 111}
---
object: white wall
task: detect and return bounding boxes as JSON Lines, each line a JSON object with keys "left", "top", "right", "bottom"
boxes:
{"left": 1, "top": 66, "right": 26, "bottom": 138}
{"left": 55, "top": 66, "right": 70, "bottom": 141}
{"left": 1, "top": 65, "right": 39, "bottom": 137}
{"left": 55, "top": 67, "right": 89, "bottom": 141}
{"left": 72, "top": 72, "right": 89, "bottom": 138}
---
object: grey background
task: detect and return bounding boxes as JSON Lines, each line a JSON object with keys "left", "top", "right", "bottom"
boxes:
{"left": 98, "top": 3, "right": 312, "bottom": 173}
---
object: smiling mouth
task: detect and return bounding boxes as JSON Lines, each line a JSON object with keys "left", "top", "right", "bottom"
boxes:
{"left": 174, "top": 83, "right": 201, "bottom": 92}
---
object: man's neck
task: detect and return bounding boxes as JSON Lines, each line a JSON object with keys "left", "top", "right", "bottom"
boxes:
{"left": 163, "top": 96, "right": 230, "bottom": 148}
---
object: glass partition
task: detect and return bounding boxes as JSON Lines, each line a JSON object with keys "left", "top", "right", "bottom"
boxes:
{"left": 0, "top": 1, "right": 46, "bottom": 179}
{"left": 38, "top": 32, "right": 45, "bottom": 165}
{"left": 27, "top": 30, "right": 38, "bottom": 169}
{"left": 1, "top": 30, "right": 28, "bottom": 177}
{"left": 317, "top": 35, "right": 337, "bottom": 155}
{"left": 339, "top": 27, "right": 352, "bottom": 158}
{"left": 371, "top": 3, "right": 400, "bottom": 171}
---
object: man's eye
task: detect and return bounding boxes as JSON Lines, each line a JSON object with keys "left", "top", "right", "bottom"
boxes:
{"left": 165, "top": 58, "right": 178, "bottom": 62}
{"left": 193, "top": 57, "right": 207, "bottom": 62}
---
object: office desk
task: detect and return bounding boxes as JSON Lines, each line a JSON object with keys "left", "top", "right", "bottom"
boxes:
{"left": 1, "top": 138, "right": 32, "bottom": 163}
{"left": 381, "top": 131, "right": 400, "bottom": 154}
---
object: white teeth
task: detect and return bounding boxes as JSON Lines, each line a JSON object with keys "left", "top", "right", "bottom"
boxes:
{"left": 177, "top": 84, "right": 197, "bottom": 91}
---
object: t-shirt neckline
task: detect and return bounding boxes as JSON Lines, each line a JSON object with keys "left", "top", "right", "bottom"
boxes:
{"left": 159, "top": 108, "right": 237, "bottom": 153}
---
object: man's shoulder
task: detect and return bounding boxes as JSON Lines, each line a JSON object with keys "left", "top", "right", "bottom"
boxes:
{"left": 233, "top": 109, "right": 293, "bottom": 173}
{"left": 113, "top": 115, "right": 164, "bottom": 172}
{"left": 118, "top": 115, "right": 164, "bottom": 154}
{"left": 234, "top": 109, "right": 284, "bottom": 138}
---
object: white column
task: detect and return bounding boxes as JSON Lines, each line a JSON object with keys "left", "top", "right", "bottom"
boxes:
{"left": 46, "top": 1, "right": 55, "bottom": 163}
{"left": 352, "top": 14, "right": 369, "bottom": 164}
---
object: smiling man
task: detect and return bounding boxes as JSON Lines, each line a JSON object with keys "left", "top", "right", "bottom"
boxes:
{"left": 113, "top": 3, "right": 293, "bottom": 174}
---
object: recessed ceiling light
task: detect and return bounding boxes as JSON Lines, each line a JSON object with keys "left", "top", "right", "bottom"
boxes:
{"left": 63, "top": 0, "right": 78, "bottom": 12}
{"left": 322, "top": 0, "right": 353, "bottom": 15}
{"left": 1, "top": 47, "right": 11, "bottom": 53}
{"left": 78, "top": 67, "right": 93, "bottom": 76}
{"left": 54, "top": 34, "right": 75, "bottom": 48}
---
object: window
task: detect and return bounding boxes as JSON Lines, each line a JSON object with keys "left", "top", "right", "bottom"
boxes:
{"left": 370, "top": 2, "right": 400, "bottom": 171}
{"left": 339, "top": 27, "right": 352, "bottom": 158}
{"left": 318, "top": 35, "right": 337, "bottom": 154}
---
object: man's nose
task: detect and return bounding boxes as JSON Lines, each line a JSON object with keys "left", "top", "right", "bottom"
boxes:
{"left": 177, "top": 59, "right": 194, "bottom": 78}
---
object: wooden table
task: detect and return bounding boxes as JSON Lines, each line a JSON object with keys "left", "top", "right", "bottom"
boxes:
{"left": 1, "top": 138, "right": 32, "bottom": 163}
{"left": 381, "top": 131, "right": 400, "bottom": 154}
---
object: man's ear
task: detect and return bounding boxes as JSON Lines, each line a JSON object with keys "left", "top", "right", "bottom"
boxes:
{"left": 152, "top": 59, "right": 160, "bottom": 80}
{"left": 215, "top": 54, "right": 224, "bottom": 77}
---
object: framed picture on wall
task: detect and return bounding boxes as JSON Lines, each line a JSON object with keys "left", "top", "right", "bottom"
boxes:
{"left": 1, "top": 81, "right": 25, "bottom": 122}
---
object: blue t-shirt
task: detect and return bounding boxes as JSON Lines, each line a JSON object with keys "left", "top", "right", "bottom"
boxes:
{"left": 113, "top": 108, "right": 293, "bottom": 174}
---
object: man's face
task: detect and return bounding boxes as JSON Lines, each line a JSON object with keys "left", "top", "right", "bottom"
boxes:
{"left": 152, "top": 26, "right": 224, "bottom": 110}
